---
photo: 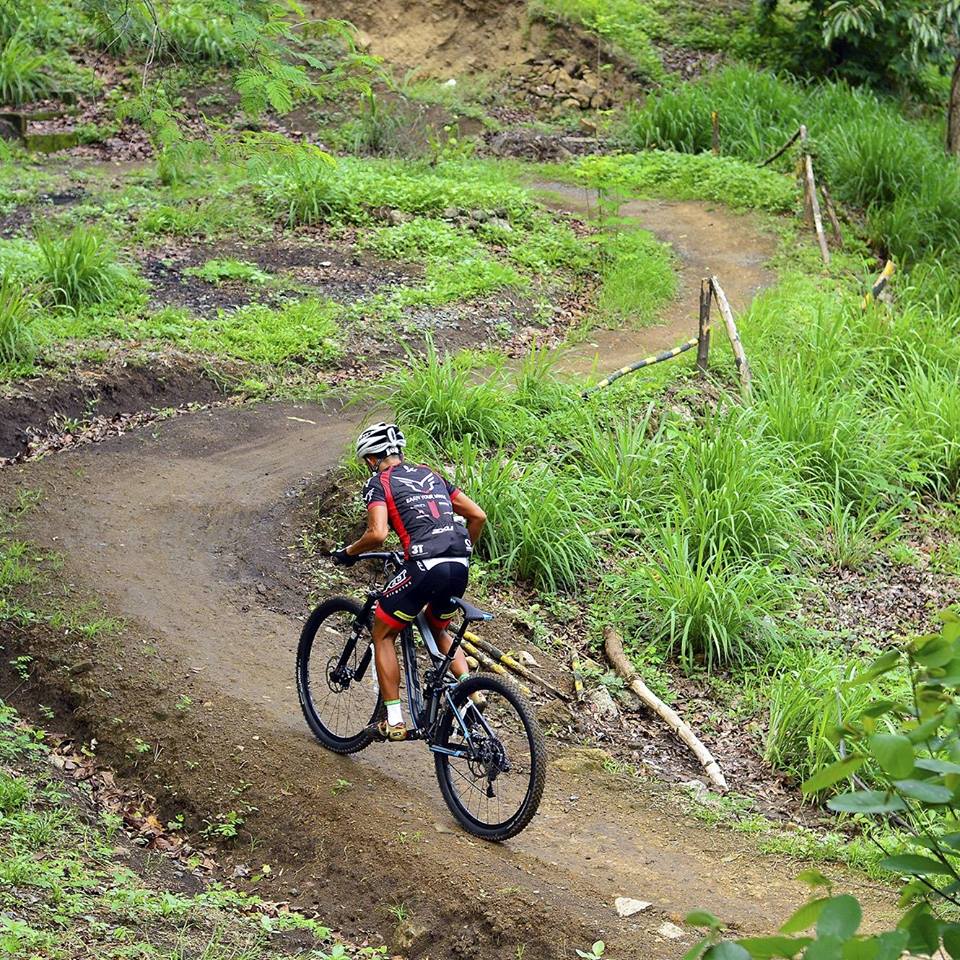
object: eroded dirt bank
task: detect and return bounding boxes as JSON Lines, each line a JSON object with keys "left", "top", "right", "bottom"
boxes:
{"left": 2, "top": 401, "right": 887, "bottom": 959}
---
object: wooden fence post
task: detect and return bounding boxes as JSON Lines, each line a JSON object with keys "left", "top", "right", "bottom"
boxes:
{"left": 697, "top": 278, "right": 711, "bottom": 374}
{"left": 797, "top": 125, "right": 830, "bottom": 265}
{"left": 710, "top": 276, "right": 752, "bottom": 400}
{"left": 819, "top": 181, "right": 843, "bottom": 248}
{"left": 711, "top": 111, "right": 720, "bottom": 156}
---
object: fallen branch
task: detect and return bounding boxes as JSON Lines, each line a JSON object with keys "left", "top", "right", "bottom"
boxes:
{"left": 819, "top": 181, "right": 843, "bottom": 248}
{"left": 465, "top": 631, "right": 569, "bottom": 701}
{"left": 604, "top": 626, "right": 728, "bottom": 791}
{"left": 803, "top": 152, "right": 831, "bottom": 265}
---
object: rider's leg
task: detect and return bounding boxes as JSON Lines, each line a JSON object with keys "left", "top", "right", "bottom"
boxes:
{"left": 371, "top": 616, "right": 402, "bottom": 702}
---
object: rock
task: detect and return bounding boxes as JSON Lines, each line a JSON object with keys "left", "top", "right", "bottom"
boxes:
{"left": 553, "top": 69, "right": 575, "bottom": 94}
{"left": 469, "top": 208, "right": 489, "bottom": 223}
{"left": 533, "top": 84, "right": 555, "bottom": 98}
{"left": 537, "top": 700, "right": 572, "bottom": 727}
{"left": 551, "top": 746, "right": 612, "bottom": 774}
{"left": 587, "top": 685, "right": 620, "bottom": 721}
{"left": 563, "top": 57, "right": 579, "bottom": 77}
{"left": 440, "top": 206, "right": 461, "bottom": 220}
{"left": 443, "top": 77, "right": 457, "bottom": 87}
{"left": 615, "top": 897, "right": 652, "bottom": 918}
{"left": 391, "top": 919, "right": 429, "bottom": 954}
{"left": 516, "top": 649, "right": 538, "bottom": 666}
{"left": 384, "top": 208, "right": 409, "bottom": 226}
{"left": 590, "top": 93, "right": 605, "bottom": 110}
{"left": 562, "top": 98, "right": 581, "bottom": 110}
{"left": 574, "top": 78, "right": 597, "bottom": 99}
{"left": 658, "top": 922, "right": 685, "bottom": 940}
{"left": 487, "top": 216, "right": 512, "bottom": 232}
{"left": 681, "top": 778, "right": 709, "bottom": 800}
{"left": 256, "top": 583, "right": 267, "bottom": 596}
{"left": 68, "top": 660, "right": 94, "bottom": 676}
{"left": 579, "top": 117, "right": 598, "bottom": 136}
{"left": 353, "top": 28, "right": 372, "bottom": 49}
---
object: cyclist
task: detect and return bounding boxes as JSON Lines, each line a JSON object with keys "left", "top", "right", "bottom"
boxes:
{"left": 332, "top": 422, "right": 486, "bottom": 742}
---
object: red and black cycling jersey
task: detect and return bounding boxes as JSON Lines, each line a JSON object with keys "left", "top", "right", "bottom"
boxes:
{"left": 363, "top": 462, "right": 472, "bottom": 560}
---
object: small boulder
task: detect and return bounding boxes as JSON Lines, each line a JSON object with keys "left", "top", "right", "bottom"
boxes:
{"left": 587, "top": 685, "right": 620, "bottom": 721}
{"left": 615, "top": 897, "right": 652, "bottom": 918}
{"left": 658, "top": 922, "right": 685, "bottom": 940}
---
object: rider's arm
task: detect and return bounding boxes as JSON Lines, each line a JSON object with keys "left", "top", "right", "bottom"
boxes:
{"left": 452, "top": 493, "right": 486, "bottom": 546}
{"left": 345, "top": 503, "right": 389, "bottom": 556}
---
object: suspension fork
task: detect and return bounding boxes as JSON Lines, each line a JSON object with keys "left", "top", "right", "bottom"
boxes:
{"left": 332, "top": 594, "right": 377, "bottom": 684}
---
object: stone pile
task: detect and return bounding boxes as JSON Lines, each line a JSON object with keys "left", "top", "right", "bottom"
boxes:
{"left": 512, "top": 54, "right": 614, "bottom": 111}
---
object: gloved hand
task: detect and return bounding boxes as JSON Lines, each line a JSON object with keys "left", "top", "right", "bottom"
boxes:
{"left": 331, "top": 546, "right": 357, "bottom": 567}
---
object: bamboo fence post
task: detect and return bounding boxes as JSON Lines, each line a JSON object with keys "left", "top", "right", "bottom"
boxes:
{"left": 604, "top": 627, "right": 727, "bottom": 790}
{"left": 797, "top": 125, "right": 830, "bottom": 264}
{"left": 711, "top": 111, "right": 720, "bottom": 155}
{"left": 709, "top": 276, "right": 752, "bottom": 400}
{"left": 464, "top": 630, "right": 569, "bottom": 701}
{"left": 861, "top": 260, "right": 896, "bottom": 310}
{"left": 819, "top": 181, "right": 843, "bottom": 248}
{"left": 697, "top": 278, "right": 711, "bottom": 374}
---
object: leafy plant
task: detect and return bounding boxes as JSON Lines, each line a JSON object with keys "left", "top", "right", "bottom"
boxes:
{"left": 36, "top": 227, "right": 137, "bottom": 309}
{"left": 0, "top": 31, "right": 50, "bottom": 106}
{"left": 0, "top": 278, "right": 37, "bottom": 367}
{"left": 184, "top": 258, "right": 272, "bottom": 285}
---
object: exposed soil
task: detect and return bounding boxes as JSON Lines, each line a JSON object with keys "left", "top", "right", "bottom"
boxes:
{"left": 0, "top": 188, "right": 85, "bottom": 239}
{"left": 533, "top": 180, "right": 778, "bottom": 376}
{"left": 2, "top": 400, "right": 894, "bottom": 960}
{"left": 0, "top": 356, "right": 224, "bottom": 461}
{"left": 142, "top": 237, "right": 419, "bottom": 316}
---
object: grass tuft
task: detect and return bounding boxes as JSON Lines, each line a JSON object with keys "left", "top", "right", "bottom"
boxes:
{"left": 36, "top": 227, "right": 137, "bottom": 310}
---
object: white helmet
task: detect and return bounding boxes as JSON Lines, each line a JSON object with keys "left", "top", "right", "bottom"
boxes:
{"left": 356, "top": 422, "right": 406, "bottom": 459}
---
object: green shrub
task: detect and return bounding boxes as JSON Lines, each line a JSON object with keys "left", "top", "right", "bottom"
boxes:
{"left": 36, "top": 227, "right": 136, "bottom": 309}
{"left": 599, "top": 227, "right": 677, "bottom": 326}
{"left": 184, "top": 258, "right": 272, "bottom": 285}
{"left": 0, "top": 278, "right": 36, "bottom": 367}
{"left": 186, "top": 297, "right": 341, "bottom": 365}
{"left": 362, "top": 218, "right": 478, "bottom": 262}
{"left": 513, "top": 344, "right": 577, "bottom": 417}
{"left": 385, "top": 339, "right": 520, "bottom": 449}
{"left": 0, "top": 31, "right": 50, "bottom": 106}
{"left": 619, "top": 530, "right": 789, "bottom": 672}
{"left": 764, "top": 645, "right": 880, "bottom": 785}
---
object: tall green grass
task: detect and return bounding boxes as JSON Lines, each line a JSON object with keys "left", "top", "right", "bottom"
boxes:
{"left": 0, "top": 31, "right": 50, "bottom": 106}
{"left": 599, "top": 228, "right": 677, "bottom": 326}
{"left": 621, "top": 65, "right": 960, "bottom": 261}
{"left": 0, "top": 278, "right": 36, "bottom": 368}
{"left": 36, "top": 228, "right": 136, "bottom": 310}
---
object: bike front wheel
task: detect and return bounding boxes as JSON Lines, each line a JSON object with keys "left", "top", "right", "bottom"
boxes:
{"left": 433, "top": 675, "right": 546, "bottom": 841}
{"left": 296, "top": 597, "right": 384, "bottom": 754}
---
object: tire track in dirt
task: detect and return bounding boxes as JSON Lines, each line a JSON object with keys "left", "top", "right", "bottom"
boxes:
{"left": 7, "top": 397, "right": 888, "bottom": 959}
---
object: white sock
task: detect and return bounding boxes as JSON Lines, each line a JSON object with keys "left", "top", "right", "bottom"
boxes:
{"left": 386, "top": 700, "right": 403, "bottom": 726}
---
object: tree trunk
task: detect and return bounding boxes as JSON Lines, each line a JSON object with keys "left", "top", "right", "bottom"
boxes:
{"left": 948, "top": 53, "right": 960, "bottom": 156}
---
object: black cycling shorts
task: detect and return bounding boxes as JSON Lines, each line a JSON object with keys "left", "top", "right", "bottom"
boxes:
{"left": 375, "top": 558, "right": 469, "bottom": 632}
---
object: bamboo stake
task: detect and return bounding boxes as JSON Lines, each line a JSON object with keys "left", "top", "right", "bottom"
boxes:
{"left": 760, "top": 126, "right": 802, "bottom": 166}
{"left": 570, "top": 648, "right": 584, "bottom": 701}
{"left": 604, "top": 626, "right": 727, "bottom": 791}
{"left": 819, "top": 181, "right": 843, "bottom": 248}
{"left": 804, "top": 152, "right": 830, "bottom": 265}
{"left": 696, "top": 278, "right": 711, "bottom": 374}
{"left": 461, "top": 638, "right": 533, "bottom": 697}
{"left": 709, "top": 276, "right": 752, "bottom": 400}
{"left": 710, "top": 111, "right": 720, "bottom": 156}
{"left": 861, "top": 260, "right": 896, "bottom": 310}
{"left": 464, "top": 631, "right": 569, "bottom": 701}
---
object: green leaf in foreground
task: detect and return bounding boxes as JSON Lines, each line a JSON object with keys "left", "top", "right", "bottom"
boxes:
{"left": 868, "top": 734, "right": 914, "bottom": 778}
{"left": 880, "top": 854, "right": 957, "bottom": 876}
{"left": 780, "top": 898, "right": 828, "bottom": 934}
{"left": 735, "top": 935, "right": 810, "bottom": 958}
{"left": 892, "top": 779, "right": 954, "bottom": 804}
{"left": 816, "top": 895, "right": 861, "bottom": 939}
{"left": 826, "top": 790, "right": 906, "bottom": 814}
{"left": 705, "top": 943, "right": 751, "bottom": 960}
{"left": 802, "top": 756, "right": 864, "bottom": 794}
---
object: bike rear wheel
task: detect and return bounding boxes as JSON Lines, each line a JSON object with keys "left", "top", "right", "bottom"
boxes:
{"left": 433, "top": 675, "right": 546, "bottom": 841}
{"left": 296, "top": 597, "right": 384, "bottom": 754}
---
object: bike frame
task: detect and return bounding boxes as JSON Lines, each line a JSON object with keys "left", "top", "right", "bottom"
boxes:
{"left": 336, "top": 552, "right": 499, "bottom": 761}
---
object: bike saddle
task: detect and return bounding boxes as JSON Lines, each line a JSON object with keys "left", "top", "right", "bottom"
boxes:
{"left": 449, "top": 596, "right": 494, "bottom": 622}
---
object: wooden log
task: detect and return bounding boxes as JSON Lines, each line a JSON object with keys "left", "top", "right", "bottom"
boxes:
{"left": 696, "top": 278, "right": 711, "bottom": 374}
{"left": 760, "top": 126, "right": 802, "bottom": 167}
{"left": 711, "top": 111, "right": 720, "bottom": 156}
{"left": 709, "top": 276, "right": 752, "bottom": 400}
{"left": 819, "top": 181, "right": 843, "bottom": 248}
{"left": 464, "top": 630, "right": 569, "bottom": 701}
{"left": 461, "top": 638, "right": 533, "bottom": 697}
{"left": 803, "top": 152, "right": 831, "bottom": 265}
{"left": 604, "top": 626, "right": 727, "bottom": 790}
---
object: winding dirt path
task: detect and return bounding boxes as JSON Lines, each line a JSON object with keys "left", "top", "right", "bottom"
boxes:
{"left": 533, "top": 180, "right": 777, "bottom": 377}
{"left": 7, "top": 399, "right": 886, "bottom": 959}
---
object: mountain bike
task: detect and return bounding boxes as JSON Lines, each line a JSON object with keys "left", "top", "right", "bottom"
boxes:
{"left": 295, "top": 551, "right": 546, "bottom": 841}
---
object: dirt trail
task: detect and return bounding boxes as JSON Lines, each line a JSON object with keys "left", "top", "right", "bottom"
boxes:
{"left": 534, "top": 181, "right": 777, "bottom": 378}
{"left": 7, "top": 399, "right": 887, "bottom": 959}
